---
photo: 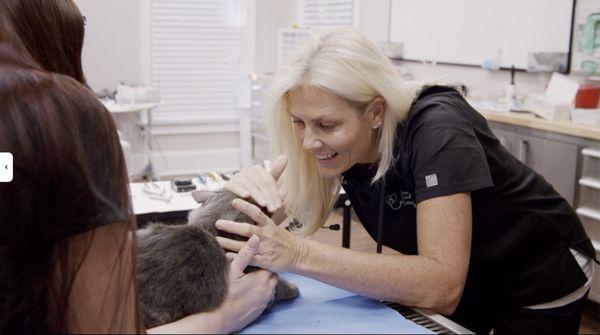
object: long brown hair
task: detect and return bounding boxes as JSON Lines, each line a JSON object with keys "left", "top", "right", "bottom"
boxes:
{"left": 0, "top": 5, "right": 142, "bottom": 333}
{"left": 4, "top": 0, "right": 88, "bottom": 85}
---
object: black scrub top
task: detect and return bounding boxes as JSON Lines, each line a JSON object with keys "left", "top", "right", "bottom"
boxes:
{"left": 341, "top": 86, "right": 595, "bottom": 330}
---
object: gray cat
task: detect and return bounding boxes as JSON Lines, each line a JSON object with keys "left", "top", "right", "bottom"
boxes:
{"left": 136, "top": 190, "right": 299, "bottom": 328}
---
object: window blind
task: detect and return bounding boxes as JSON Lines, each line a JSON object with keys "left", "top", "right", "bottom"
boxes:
{"left": 278, "top": 0, "right": 355, "bottom": 69}
{"left": 150, "top": 0, "right": 247, "bottom": 122}
{"left": 278, "top": 28, "right": 312, "bottom": 68}
{"left": 299, "top": 0, "right": 356, "bottom": 29}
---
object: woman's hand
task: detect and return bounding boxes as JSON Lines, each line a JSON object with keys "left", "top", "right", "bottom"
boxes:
{"left": 215, "top": 235, "right": 278, "bottom": 333}
{"left": 216, "top": 198, "right": 305, "bottom": 274}
{"left": 147, "top": 235, "right": 277, "bottom": 334}
{"left": 224, "top": 155, "right": 288, "bottom": 215}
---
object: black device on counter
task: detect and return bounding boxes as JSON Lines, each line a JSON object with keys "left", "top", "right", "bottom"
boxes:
{"left": 171, "top": 177, "right": 196, "bottom": 192}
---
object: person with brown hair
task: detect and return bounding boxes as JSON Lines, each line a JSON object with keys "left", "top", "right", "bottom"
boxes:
{"left": 0, "top": 0, "right": 277, "bottom": 333}
{"left": 0, "top": 17, "right": 141, "bottom": 331}
{"left": 3, "top": 0, "right": 88, "bottom": 85}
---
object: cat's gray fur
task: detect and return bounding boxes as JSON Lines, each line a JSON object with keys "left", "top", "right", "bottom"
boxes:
{"left": 187, "top": 190, "right": 299, "bottom": 301}
{"left": 136, "top": 190, "right": 298, "bottom": 328}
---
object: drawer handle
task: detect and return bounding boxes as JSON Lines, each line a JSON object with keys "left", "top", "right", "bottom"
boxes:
{"left": 580, "top": 177, "right": 600, "bottom": 190}
{"left": 518, "top": 140, "right": 529, "bottom": 163}
{"left": 582, "top": 148, "right": 600, "bottom": 159}
{"left": 577, "top": 207, "right": 600, "bottom": 221}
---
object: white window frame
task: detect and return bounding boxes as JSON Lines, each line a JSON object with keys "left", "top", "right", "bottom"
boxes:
{"left": 297, "top": 0, "right": 359, "bottom": 29}
{"left": 139, "top": 0, "right": 256, "bottom": 124}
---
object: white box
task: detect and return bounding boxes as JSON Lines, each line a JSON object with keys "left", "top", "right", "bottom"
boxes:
{"left": 525, "top": 95, "right": 571, "bottom": 121}
{"left": 571, "top": 108, "right": 600, "bottom": 126}
{"left": 524, "top": 72, "right": 579, "bottom": 121}
{"left": 0, "top": 152, "right": 13, "bottom": 182}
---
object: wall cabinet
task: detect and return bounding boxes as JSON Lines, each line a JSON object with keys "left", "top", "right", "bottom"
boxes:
{"left": 489, "top": 121, "right": 600, "bottom": 302}
{"left": 517, "top": 134, "right": 578, "bottom": 206}
{"left": 490, "top": 123, "right": 579, "bottom": 205}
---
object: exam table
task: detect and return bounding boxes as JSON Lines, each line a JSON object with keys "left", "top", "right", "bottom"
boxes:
{"left": 239, "top": 272, "right": 473, "bottom": 334}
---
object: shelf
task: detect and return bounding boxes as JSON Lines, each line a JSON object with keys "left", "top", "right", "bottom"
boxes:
{"left": 582, "top": 148, "right": 600, "bottom": 159}
{"left": 579, "top": 177, "right": 600, "bottom": 191}
{"left": 576, "top": 207, "right": 600, "bottom": 221}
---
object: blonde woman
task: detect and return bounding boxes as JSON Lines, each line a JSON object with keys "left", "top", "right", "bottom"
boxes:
{"left": 219, "top": 28, "right": 595, "bottom": 334}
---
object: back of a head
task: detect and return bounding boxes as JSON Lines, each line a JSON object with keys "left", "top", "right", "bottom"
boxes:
{"left": 0, "top": 54, "right": 133, "bottom": 332}
{"left": 0, "top": 3, "right": 141, "bottom": 331}
{"left": 4, "top": 0, "right": 88, "bottom": 85}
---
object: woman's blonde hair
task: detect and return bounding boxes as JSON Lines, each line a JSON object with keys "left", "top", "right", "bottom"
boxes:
{"left": 266, "top": 28, "right": 422, "bottom": 236}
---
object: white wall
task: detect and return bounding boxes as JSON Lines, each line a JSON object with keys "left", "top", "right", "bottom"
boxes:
{"left": 72, "top": 0, "right": 567, "bottom": 178}
{"left": 396, "top": 61, "right": 552, "bottom": 99}
{"left": 357, "top": 0, "right": 390, "bottom": 44}
{"left": 74, "top": 0, "right": 558, "bottom": 101}
{"left": 255, "top": 0, "right": 297, "bottom": 74}
{"left": 251, "top": 0, "right": 553, "bottom": 98}
{"left": 355, "top": 0, "right": 555, "bottom": 98}
{"left": 74, "top": 0, "right": 141, "bottom": 92}
{"left": 73, "top": 0, "right": 568, "bottom": 104}
{"left": 74, "top": 0, "right": 246, "bottom": 178}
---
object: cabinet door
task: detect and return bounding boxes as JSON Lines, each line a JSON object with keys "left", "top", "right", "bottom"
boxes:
{"left": 516, "top": 134, "right": 578, "bottom": 205}
{"left": 490, "top": 128, "right": 518, "bottom": 158}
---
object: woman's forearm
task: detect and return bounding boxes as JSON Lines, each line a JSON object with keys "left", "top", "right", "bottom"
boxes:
{"left": 293, "top": 238, "right": 462, "bottom": 314}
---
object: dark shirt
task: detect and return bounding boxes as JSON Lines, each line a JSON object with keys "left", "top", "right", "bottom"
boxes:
{"left": 341, "top": 86, "right": 594, "bottom": 331}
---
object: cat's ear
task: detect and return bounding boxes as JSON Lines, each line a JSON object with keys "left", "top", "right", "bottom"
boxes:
{"left": 191, "top": 190, "right": 217, "bottom": 204}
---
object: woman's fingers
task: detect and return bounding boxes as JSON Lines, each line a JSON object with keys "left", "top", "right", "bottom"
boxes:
{"left": 228, "top": 235, "right": 259, "bottom": 278}
{"left": 245, "top": 165, "right": 281, "bottom": 212}
{"left": 223, "top": 181, "right": 250, "bottom": 199}
{"left": 225, "top": 252, "right": 236, "bottom": 262}
{"left": 232, "top": 198, "right": 272, "bottom": 227}
{"left": 269, "top": 155, "right": 288, "bottom": 180}
{"left": 228, "top": 175, "right": 267, "bottom": 206}
{"left": 216, "top": 236, "right": 246, "bottom": 252}
{"left": 215, "top": 219, "right": 256, "bottom": 237}
{"left": 269, "top": 272, "right": 279, "bottom": 285}
{"left": 224, "top": 161, "right": 286, "bottom": 213}
{"left": 254, "top": 168, "right": 282, "bottom": 212}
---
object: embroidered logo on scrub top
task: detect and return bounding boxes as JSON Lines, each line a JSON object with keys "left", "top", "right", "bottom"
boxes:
{"left": 385, "top": 192, "right": 416, "bottom": 210}
{"left": 425, "top": 174, "right": 438, "bottom": 187}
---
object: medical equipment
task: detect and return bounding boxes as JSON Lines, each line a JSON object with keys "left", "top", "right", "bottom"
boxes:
{"left": 206, "top": 171, "right": 222, "bottom": 183}
{"left": 171, "top": 178, "right": 196, "bottom": 193}
{"left": 116, "top": 83, "right": 161, "bottom": 105}
{"left": 143, "top": 181, "right": 173, "bottom": 203}
{"left": 506, "top": 65, "right": 517, "bottom": 107}
{"left": 526, "top": 52, "right": 568, "bottom": 72}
